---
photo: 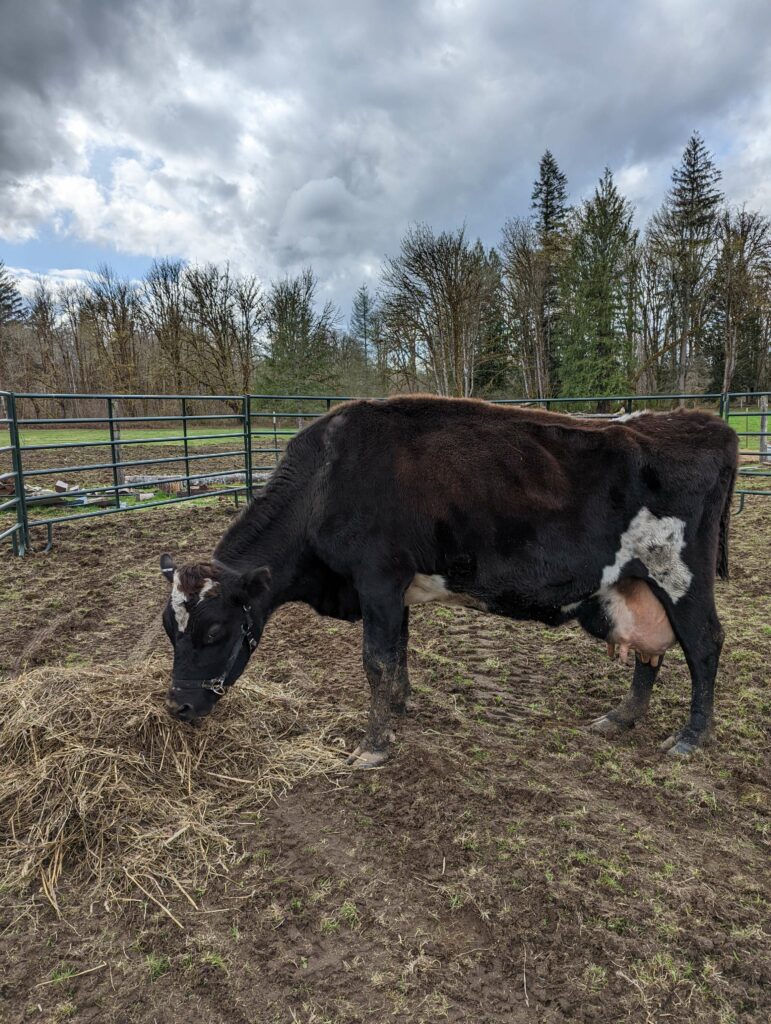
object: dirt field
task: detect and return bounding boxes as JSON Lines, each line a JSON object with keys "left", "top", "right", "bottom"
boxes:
{"left": 1, "top": 497, "right": 769, "bottom": 1023}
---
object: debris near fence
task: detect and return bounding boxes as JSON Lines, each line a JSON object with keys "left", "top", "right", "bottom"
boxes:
{"left": 0, "top": 658, "right": 346, "bottom": 913}
{"left": 124, "top": 470, "right": 271, "bottom": 495}
{"left": 19, "top": 483, "right": 123, "bottom": 510}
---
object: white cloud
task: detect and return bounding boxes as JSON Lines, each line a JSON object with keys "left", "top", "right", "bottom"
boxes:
{"left": 2, "top": 0, "right": 771, "bottom": 309}
{"left": 8, "top": 265, "right": 92, "bottom": 300}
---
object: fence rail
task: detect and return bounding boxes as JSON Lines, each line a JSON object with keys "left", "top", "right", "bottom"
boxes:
{"left": 1, "top": 389, "right": 768, "bottom": 555}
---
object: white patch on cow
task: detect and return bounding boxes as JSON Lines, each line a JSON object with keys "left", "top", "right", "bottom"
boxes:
{"left": 600, "top": 507, "right": 692, "bottom": 602}
{"left": 560, "top": 600, "right": 582, "bottom": 616}
{"left": 404, "top": 573, "right": 485, "bottom": 610}
{"left": 171, "top": 572, "right": 189, "bottom": 632}
{"left": 199, "top": 578, "right": 218, "bottom": 601}
{"left": 614, "top": 409, "right": 650, "bottom": 423}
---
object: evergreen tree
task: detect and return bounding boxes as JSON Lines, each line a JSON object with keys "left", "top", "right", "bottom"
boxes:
{"left": 558, "top": 169, "right": 638, "bottom": 401}
{"left": 349, "top": 283, "right": 376, "bottom": 364}
{"left": 263, "top": 268, "right": 339, "bottom": 392}
{"left": 473, "top": 247, "right": 508, "bottom": 395}
{"left": 649, "top": 132, "right": 723, "bottom": 394}
{"left": 531, "top": 150, "right": 569, "bottom": 243}
{"left": 0, "top": 261, "right": 25, "bottom": 325}
{"left": 530, "top": 150, "right": 570, "bottom": 394}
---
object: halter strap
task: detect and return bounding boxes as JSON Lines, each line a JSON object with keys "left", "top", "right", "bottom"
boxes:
{"left": 173, "top": 605, "right": 258, "bottom": 697}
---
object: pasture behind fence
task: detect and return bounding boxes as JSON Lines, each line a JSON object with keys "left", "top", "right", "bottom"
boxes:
{"left": 1, "top": 389, "right": 768, "bottom": 555}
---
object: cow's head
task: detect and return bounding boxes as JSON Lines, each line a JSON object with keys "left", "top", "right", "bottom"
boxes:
{"left": 159, "top": 553, "right": 271, "bottom": 722}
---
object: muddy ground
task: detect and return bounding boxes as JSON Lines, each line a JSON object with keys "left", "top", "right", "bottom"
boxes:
{"left": 1, "top": 498, "right": 769, "bottom": 1023}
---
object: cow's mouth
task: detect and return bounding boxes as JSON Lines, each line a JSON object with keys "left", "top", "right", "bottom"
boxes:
{"left": 166, "top": 695, "right": 212, "bottom": 722}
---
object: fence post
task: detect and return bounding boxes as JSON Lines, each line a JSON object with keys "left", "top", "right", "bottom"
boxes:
{"left": 760, "top": 395, "right": 769, "bottom": 464}
{"left": 181, "top": 397, "right": 191, "bottom": 496}
{"left": 7, "top": 392, "right": 29, "bottom": 556}
{"left": 107, "top": 397, "right": 123, "bottom": 509}
{"left": 273, "top": 411, "right": 279, "bottom": 465}
{"left": 243, "top": 395, "right": 253, "bottom": 499}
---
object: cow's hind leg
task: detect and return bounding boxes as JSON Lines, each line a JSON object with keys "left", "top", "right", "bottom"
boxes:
{"left": 660, "top": 599, "right": 724, "bottom": 757}
{"left": 391, "top": 608, "right": 412, "bottom": 715}
{"left": 347, "top": 588, "right": 405, "bottom": 768}
{"left": 590, "top": 655, "right": 663, "bottom": 736}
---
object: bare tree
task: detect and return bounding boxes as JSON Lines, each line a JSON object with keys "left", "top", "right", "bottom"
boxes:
{"left": 500, "top": 218, "right": 548, "bottom": 397}
{"left": 380, "top": 224, "right": 496, "bottom": 397}
{"left": 183, "top": 263, "right": 265, "bottom": 400}
{"left": 713, "top": 208, "right": 771, "bottom": 393}
{"left": 141, "top": 259, "right": 189, "bottom": 392}
{"left": 80, "top": 266, "right": 143, "bottom": 409}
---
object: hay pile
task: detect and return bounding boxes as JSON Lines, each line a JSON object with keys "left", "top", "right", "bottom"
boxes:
{"left": 0, "top": 658, "right": 345, "bottom": 913}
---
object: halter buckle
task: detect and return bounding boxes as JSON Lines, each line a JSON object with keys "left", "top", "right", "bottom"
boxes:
{"left": 204, "top": 678, "right": 227, "bottom": 696}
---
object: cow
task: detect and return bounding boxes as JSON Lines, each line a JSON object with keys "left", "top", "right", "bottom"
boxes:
{"left": 159, "top": 395, "right": 738, "bottom": 767}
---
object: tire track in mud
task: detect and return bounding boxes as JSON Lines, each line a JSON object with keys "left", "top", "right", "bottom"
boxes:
{"left": 441, "top": 610, "right": 553, "bottom": 729}
{"left": 12, "top": 609, "right": 81, "bottom": 675}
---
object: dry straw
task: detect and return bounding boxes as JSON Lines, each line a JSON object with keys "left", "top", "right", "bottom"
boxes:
{"left": 0, "top": 657, "right": 346, "bottom": 914}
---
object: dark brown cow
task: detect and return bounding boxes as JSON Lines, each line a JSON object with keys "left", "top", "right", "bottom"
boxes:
{"left": 159, "top": 396, "right": 738, "bottom": 766}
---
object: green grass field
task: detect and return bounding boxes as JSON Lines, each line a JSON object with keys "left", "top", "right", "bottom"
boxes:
{"left": 0, "top": 425, "right": 297, "bottom": 450}
{"left": 1, "top": 409, "right": 766, "bottom": 451}
{"left": 728, "top": 411, "right": 768, "bottom": 452}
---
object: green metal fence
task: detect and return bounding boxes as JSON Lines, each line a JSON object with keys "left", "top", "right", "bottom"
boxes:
{"left": 1, "top": 389, "right": 768, "bottom": 555}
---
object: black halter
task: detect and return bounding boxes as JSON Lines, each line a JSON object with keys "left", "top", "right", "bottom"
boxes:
{"left": 194, "top": 605, "right": 258, "bottom": 696}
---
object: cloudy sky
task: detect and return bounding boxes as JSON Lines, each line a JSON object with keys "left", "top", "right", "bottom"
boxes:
{"left": 2, "top": 0, "right": 771, "bottom": 315}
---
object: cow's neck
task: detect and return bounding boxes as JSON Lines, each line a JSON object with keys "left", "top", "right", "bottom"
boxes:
{"left": 213, "top": 461, "right": 310, "bottom": 608}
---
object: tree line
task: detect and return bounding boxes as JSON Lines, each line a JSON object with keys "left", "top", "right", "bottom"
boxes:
{"left": 1, "top": 132, "right": 769, "bottom": 404}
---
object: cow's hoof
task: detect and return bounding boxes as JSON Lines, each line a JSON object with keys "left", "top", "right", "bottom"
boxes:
{"left": 589, "top": 714, "right": 632, "bottom": 737}
{"left": 660, "top": 732, "right": 700, "bottom": 757}
{"left": 345, "top": 746, "right": 390, "bottom": 769}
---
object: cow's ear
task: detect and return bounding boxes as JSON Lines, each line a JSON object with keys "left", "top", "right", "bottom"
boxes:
{"left": 241, "top": 566, "right": 271, "bottom": 597}
{"left": 160, "top": 553, "right": 176, "bottom": 582}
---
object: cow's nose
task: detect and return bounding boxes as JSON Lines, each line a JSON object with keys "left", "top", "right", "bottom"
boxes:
{"left": 166, "top": 697, "right": 195, "bottom": 720}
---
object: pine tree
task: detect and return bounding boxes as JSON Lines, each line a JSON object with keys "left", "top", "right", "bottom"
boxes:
{"left": 650, "top": 132, "right": 723, "bottom": 394}
{"left": 263, "top": 268, "right": 339, "bottom": 392}
{"left": 349, "top": 283, "right": 376, "bottom": 364}
{"left": 530, "top": 151, "right": 569, "bottom": 395}
{"left": 558, "top": 169, "right": 637, "bottom": 401}
{"left": 473, "top": 247, "right": 508, "bottom": 395}
{"left": 531, "top": 150, "right": 569, "bottom": 244}
{"left": 0, "top": 261, "right": 25, "bottom": 325}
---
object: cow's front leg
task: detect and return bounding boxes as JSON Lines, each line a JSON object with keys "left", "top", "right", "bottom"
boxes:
{"left": 590, "top": 654, "right": 662, "bottom": 736}
{"left": 390, "top": 608, "right": 412, "bottom": 716}
{"left": 346, "top": 595, "right": 404, "bottom": 768}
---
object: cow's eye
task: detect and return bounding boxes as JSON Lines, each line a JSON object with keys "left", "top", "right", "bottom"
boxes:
{"left": 205, "top": 624, "right": 224, "bottom": 644}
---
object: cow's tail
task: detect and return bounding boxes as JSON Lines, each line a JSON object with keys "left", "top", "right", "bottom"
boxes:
{"left": 717, "top": 462, "right": 737, "bottom": 581}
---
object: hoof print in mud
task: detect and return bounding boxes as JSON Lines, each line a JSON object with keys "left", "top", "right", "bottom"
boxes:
{"left": 345, "top": 746, "right": 390, "bottom": 769}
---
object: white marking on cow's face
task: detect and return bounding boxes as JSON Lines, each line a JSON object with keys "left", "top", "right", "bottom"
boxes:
{"left": 600, "top": 507, "right": 692, "bottom": 602}
{"left": 171, "top": 574, "right": 219, "bottom": 633}
{"left": 404, "top": 573, "right": 485, "bottom": 610}
{"left": 171, "top": 572, "right": 189, "bottom": 632}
